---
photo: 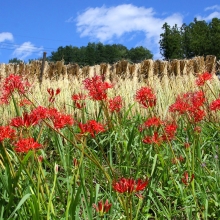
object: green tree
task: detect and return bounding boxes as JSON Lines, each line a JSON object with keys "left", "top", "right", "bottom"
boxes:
{"left": 159, "top": 23, "right": 183, "bottom": 60}
{"left": 128, "top": 46, "right": 153, "bottom": 63}
{"left": 8, "top": 58, "right": 23, "bottom": 64}
{"left": 209, "top": 18, "right": 220, "bottom": 60}
{"left": 187, "top": 18, "right": 211, "bottom": 57}
{"left": 181, "top": 23, "right": 193, "bottom": 58}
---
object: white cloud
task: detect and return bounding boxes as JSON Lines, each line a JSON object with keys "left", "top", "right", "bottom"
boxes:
{"left": 12, "top": 42, "right": 43, "bottom": 60}
{"left": 65, "top": 16, "right": 75, "bottom": 23}
{"left": 197, "top": 12, "right": 220, "bottom": 21}
{"left": 75, "top": 4, "right": 183, "bottom": 59}
{"left": 0, "top": 32, "right": 13, "bottom": 42}
{"left": 197, "top": 5, "right": 220, "bottom": 21}
{"left": 205, "top": 5, "right": 220, "bottom": 11}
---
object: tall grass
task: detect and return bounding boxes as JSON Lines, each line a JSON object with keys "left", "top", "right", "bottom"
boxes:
{"left": 0, "top": 72, "right": 220, "bottom": 219}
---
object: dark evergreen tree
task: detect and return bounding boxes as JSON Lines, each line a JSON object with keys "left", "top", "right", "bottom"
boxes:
{"left": 209, "top": 18, "right": 220, "bottom": 60}
{"left": 187, "top": 18, "right": 211, "bottom": 57}
{"left": 159, "top": 23, "right": 183, "bottom": 60}
{"left": 128, "top": 46, "right": 153, "bottom": 63}
{"left": 9, "top": 58, "right": 23, "bottom": 64}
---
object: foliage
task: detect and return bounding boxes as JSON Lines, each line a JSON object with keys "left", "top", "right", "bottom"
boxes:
{"left": 9, "top": 58, "right": 24, "bottom": 64}
{"left": 160, "top": 17, "right": 220, "bottom": 60}
{"left": 0, "top": 72, "right": 220, "bottom": 219}
{"left": 48, "top": 42, "right": 153, "bottom": 65}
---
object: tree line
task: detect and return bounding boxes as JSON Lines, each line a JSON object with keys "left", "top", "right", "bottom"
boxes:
{"left": 47, "top": 43, "right": 153, "bottom": 66}
{"left": 159, "top": 18, "right": 220, "bottom": 60}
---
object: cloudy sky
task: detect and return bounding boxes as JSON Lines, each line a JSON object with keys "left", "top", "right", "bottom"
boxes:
{"left": 0, "top": 0, "right": 220, "bottom": 63}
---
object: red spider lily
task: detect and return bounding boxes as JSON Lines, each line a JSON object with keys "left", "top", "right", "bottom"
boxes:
{"left": 19, "top": 99, "right": 32, "bottom": 107}
{"left": 0, "top": 126, "right": 16, "bottom": 142}
{"left": 52, "top": 113, "right": 74, "bottom": 129}
{"left": 14, "top": 138, "right": 42, "bottom": 153}
{"left": 47, "top": 88, "right": 61, "bottom": 103}
{"left": 135, "top": 87, "right": 156, "bottom": 108}
{"left": 181, "top": 171, "right": 194, "bottom": 186}
{"left": 210, "top": 97, "right": 220, "bottom": 111}
{"left": 72, "top": 93, "right": 86, "bottom": 109}
{"left": 78, "top": 120, "right": 105, "bottom": 138}
{"left": 93, "top": 199, "right": 112, "bottom": 216}
{"left": 0, "top": 74, "right": 31, "bottom": 104}
{"left": 144, "top": 116, "right": 162, "bottom": 128}
{"left": 10, "top": 112, "right": 39, "bottom": 128}
{"left": 169, "top": 91, "right": 206, "bottom": 123}
{"left": 30, "top": 106, "right": 50, "bottom": 120}
{"left": 83, "top": 75, "right": 113, "bottom": 101}
{"left": 196, "top": 72, "right": 212, "bottom": 86}
{"left": 112, "top": 177, "right": 149, "bottom": 194}
{"left": 161, "top": 122, "right": 178, "bottom": 141}
{"left": 108, "top": 95, "right": 123, "bottom": 113}
{"left": 143, "top": 132, "right": 163, "bottom": 145}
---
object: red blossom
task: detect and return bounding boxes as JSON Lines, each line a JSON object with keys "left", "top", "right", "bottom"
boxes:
{"left": 52, "top": 113, "right": 74, "bottom": 129}
{"left": 72, "top": 93, "right": 86, "bottom": 109}
{"left": 19, "top": 99, "right": 32, "bottom": 107}
{"left": 47, "top": 88, "right": 61, "bottom": 103}
{"left": 78, "top": 120, "right": 105, "bottom": 138}
{"left": 210, "top": 98, "right": 220, "bottom": 111}
{"left": 10, "top": 112, "right": 39, "bottom": 128}
{"left": 112, "top": 177, "right": 149, "bottom": 194}
{"left": 196, "top": 72, "right": 212, "bottom": 86}
{"left": 135, "top": 87, "right": 156, "bottom": 108}
{"left": 0, "top": 125, "right": 16, "bottom": 142}
{"left": 30, "top": 106, "right": 50, "bottom": 120}
{"left": 14, "top": 138, "right": 42, "bottom": 153}
{"left": 0, "top": 74, "right": 31, "bottom": 104}
{"left": 162, "top": 122, "right": 178, "bottom": 141}
{"left": 169, "top": 91, "right": 206, "bottom": 123}
{"left": 144, "top": 116, "right": 162, "bottom": 128}
{"left": 93, "top": 199, "right": 112, "bottom": 215}
{"left": 143, "top": 132, "right": 162, "bottom": 145}
{"left": 108, "top": 96, "right": 123, "bottom": 113}
{"left": 181, "top": 171, "right": 194, "bottom": 186}
{"left": 83, "top": 75, "right": 113, "bottom": 101}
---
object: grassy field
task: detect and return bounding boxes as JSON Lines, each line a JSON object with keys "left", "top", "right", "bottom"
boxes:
{"left": 0, "top": 72, "right": 220, "bottom": 219}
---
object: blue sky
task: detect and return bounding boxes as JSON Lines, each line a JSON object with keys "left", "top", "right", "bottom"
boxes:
{"left": 1, "top": 0, "right": 220, "bottom": 63}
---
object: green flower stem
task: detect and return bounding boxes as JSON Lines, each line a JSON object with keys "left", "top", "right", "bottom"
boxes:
{"left": 47, "top": 165, "right": 57, "bottom": 219}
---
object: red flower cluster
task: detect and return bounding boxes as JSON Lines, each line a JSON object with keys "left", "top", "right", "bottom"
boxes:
{"left": 78, "top": 120, "right": 105, "bottom": 138}
{"left": 181, "top": 171, "right": 194, "bottom": 186}
{"left": 83, "top": 75, "right": 113, "bottom": 101}
{"left": 143, "top": 132, "right": 162, "bottom": 145}
{"left": 162, "top": 122, "right": 178, "bottom": 141}
{"left": 195, "top": 72, "right": 212, "bottom": 86}
{"left": 10, "top": 112, "right": 39, "bottom": 128}
{"left": 0, "top": 74, "right": 31, "bottom": 104}
{"left": 10, "top": 107, "right": 74, "bottom": 130}
{"left": 169, "top": 91, "right": 206, "bottom": 123}
{"left": 210, "top": 97, "right": 220, "bottom": 111}
{"left": 52, "top": 113, "right": 74, "bottom": 129}
{"left": 108, "top": 96, "right": 123, "bottom": 113}
{"left": 0, "top": 125, "right": 16, "bottom": 142}
{"left": 47, "top": 88, "right": 61, "bottom": 103}
{"left": 135, "top": 87, "right": 156, "bottom": 108}
{"left": 112, "top": 177, "right": 149, "bottom": 194}
{"left": 72, "top": 93, "right": 87, "bottom": 109}
{"left": 19, "top": 99, "right": 32, "bottom": 107}
{"left": 142, "top": 120, "right": 178, "bottom": 145}
{"left": 14, "top": 137, "right": 42, "bottom": 153}
{"left": 93, "top": 200, "right": 112, "bottom": 216}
